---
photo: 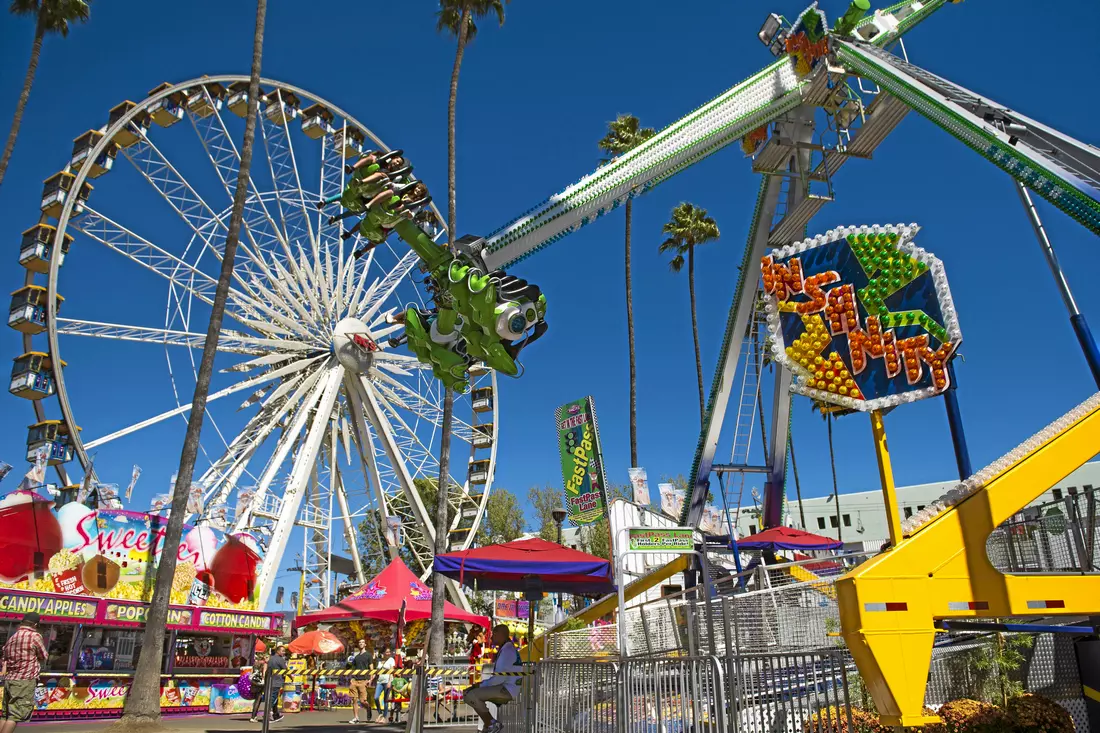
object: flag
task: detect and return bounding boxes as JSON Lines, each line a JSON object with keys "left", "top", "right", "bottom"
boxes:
{"left": 21, "top": 446, "right": 49, "bottom": 490}
{"left": 383, "top": 516, "right": 402, "bottom": 548}
{"left": 235, "top": 487, "right": 256, "bottom": 522}
{"left": 125, "top": 465, "right": 142, "bottom": 501}
{"left": 186, "top": 484, "right": 203, "bottom": 514}
{"left": 0, "top": 462, "right": 12, "bottom": 484}
{"left": 76, "top": 459, "right": 95, "bottom": 504}
{"left": 628, "top": 467, "right": 650, "bottom": 506}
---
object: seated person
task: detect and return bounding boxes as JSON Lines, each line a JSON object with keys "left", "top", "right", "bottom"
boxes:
{"left": 463, "top": 625, "right": 522, "bottom": 733}
{"left": 350, "top": 182, "right": 430, "bottom": 250}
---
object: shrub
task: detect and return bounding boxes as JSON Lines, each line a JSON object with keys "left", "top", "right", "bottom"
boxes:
{"left": 802, "top": 705, "right": 887, "bottom": 733}
{"left": 926, "top": 699, "right": 996, "bottom": 733}
{"left": 1003, "top": 694, "right": 1074, "bottom": 733}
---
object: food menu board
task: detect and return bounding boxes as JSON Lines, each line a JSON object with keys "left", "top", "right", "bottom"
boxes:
{"left": 0, "top": 507, "right": 262, "bottom": 611}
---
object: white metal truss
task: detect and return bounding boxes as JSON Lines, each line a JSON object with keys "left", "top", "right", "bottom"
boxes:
{"left": 55, "top": 318, "right": 276, "bottom": 355}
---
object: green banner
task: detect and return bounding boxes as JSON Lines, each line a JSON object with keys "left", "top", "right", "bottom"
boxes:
{"left": 627, "top": 528, "right": 695, "bottom": 552}
{"left": 555, "top": 397, "right": 609, "bottom": 526}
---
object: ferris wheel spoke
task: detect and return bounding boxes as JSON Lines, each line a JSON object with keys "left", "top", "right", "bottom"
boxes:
{"left": 235, "top": 365, "right": 339, "bottom": 528}
{"left": 55, "top": 318, "right": 285, "bottom": 355}
{"left": 189, "top": 90, "right": 290, "bottom": 258}
{"left": 260, "top": 107, "right": 315, "bottom": 254}
{"left": 84, "top": 353, "right": 327, "bottom": 450}
{"left": 353, "top": 376, "right": 436, "bottom": 545}
{"left": 342, "top": 376, "right": 399, "bottom": 558}
{"left": 72, "top": 208, "right": 235, "bottom": 310}
{"left": 118, "top": 134, "right": 272, "bottom": 302}
{"left": 357, "top": 249, "right": 419, "bottom": 321}
{"left": 254, "top": 367, "right": 343, "bottom": 605}
{"left": 370, "top": 373, "right": 478, "bottom": 444}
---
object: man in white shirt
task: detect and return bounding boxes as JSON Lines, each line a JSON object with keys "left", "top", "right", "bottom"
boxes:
{"left": 464, "top": 625, "right": 523, "bottom": 733}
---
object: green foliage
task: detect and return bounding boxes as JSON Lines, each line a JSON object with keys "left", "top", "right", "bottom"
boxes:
{"left": 475, "top": 488, "right": 525, "bottom": 545}
{"left": 10, "top": 0, "right": 90, "bottom": 36}
{"left": 597, "top": 114, "right": 655, "bottom": 161}
{"left": 658, "top": 203, "right": 720, "bottom": 273}
{"left": 970, "top": 633, "right": 1032, "bottom": 705}
{"left": 435, "top": 0, "right": 508, "bottom": 43}
{"left": 528, "top": 485, "right": 564, "bottom": 541}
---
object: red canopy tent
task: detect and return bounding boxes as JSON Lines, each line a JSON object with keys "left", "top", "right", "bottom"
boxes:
{"left": 736, "top": 526, "right": 843, "bottom": 552}
{"left": 293, "top": 557, "right": 490, "bottom": 629}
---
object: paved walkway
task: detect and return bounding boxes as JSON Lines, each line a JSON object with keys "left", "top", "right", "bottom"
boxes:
{"left": 22, "top": 710, "right": 468, "bottom": 733}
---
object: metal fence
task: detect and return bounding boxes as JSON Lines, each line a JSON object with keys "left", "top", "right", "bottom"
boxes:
{"left": 421, "top": 664, "right": 481, "bottom": 729}
{"left": 546, "top": 625, "right": 619, "bottom": 659}
{"left": 726, "top": 649, "right": 854, "bottom": 733}
{"left": 986, "top": 486, "right": 1099, "bottom": 574}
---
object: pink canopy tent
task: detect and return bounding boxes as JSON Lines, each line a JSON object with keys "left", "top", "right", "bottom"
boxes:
{"left": 293, "top": 556, "right": 489, "bottom": 629}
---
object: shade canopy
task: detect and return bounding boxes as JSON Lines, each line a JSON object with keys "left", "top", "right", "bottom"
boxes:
{"left": 294, "top": 557, "right": 490, "bottom": 629}
{"left": 435, "top": 537, "right": 615, "bottom": 595}
{"left": 288, "top": 629, "right": 344, "bottom": 655}
{"left": 737, "top": 525, "right": 843, "bottom": 551}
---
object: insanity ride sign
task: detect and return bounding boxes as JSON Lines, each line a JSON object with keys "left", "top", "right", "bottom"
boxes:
{"left": 760, "top": 223, "right": 962, "bottom": 411}
{"left": 555, "top": 396, "right": 610, "bottom": 525}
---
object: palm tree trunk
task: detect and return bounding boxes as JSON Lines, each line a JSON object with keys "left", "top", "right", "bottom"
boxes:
{"left": 828, "top": 415, "right": 843, "bottom": 542}
{"left": 0, "top": 15, "right": 44, "bottom": 191}
{"left": 625, "top": 198, "right": 638, "bottom": 467}
{"left": 688, "top": 245, "right": 705, "bottom": 426}
{"left": 429, "top": 5, "right": 471, "bottom": 668}
{"left": 117, "top": 0, "right": 266, "bottom": 724}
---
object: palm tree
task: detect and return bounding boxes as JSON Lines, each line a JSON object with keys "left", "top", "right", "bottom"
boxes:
{"left": 811, "top": 401, "right": 843, "bottom": 542}
{"left": 429, "top": 0, "right": 509, "bottom": 667}
{"left": 659, "top": 203, "right": 720, "bottom": 426}
{"left": 115, "top": 1, "right": 267, "bottom": 725}
{"left": 598, "top": 115, "right": 654, "bottom": 468}
{"left": 0, "top": 0, "right": 90, "bottom": 190}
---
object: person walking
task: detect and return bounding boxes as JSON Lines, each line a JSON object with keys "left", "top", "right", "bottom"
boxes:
{"left": 373, "top": 646, "right": 396, "bottom": 723}
{"left": 248, "top": 655, "right": 269, "bottom": 723}
{"left": 464, "top": 625, "right": 523, "bottom": 733}
{"left": 0, "top": 612, "right": 47, "bottom": 733}
{"left": 261, "top": 644, "right": 288, "bottom": 723}
{"left": 346, "top": 639, "right": 373, "bottom": 724}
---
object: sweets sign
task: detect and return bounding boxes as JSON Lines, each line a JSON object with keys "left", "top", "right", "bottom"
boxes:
{"left": 760, "top": 224, "right": 962, "bottom": 412}
{"left": 0, "top": 507, "right": 262, "bottom": 610}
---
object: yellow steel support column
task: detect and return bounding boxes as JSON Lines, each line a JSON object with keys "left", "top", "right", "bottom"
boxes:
{"left": 870, "top": 410, "right": 903, "bottom": 547}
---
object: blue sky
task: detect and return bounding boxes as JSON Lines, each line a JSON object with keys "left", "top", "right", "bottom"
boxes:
{"left": 1, "top": 0, "right": 1098, "bottom": 606}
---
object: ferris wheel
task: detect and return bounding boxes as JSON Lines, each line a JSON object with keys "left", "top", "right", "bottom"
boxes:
{"left": 8, "top": 76, "right": 499, "bottom": 611}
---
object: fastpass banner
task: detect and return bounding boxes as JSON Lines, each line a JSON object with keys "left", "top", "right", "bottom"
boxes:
{"left": 555, "top": 397, "right": 610, "bottom": 526}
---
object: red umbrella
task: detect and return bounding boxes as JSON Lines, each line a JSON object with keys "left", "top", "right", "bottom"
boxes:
{"left": 288, "top": 629, "right": 344, "bottom": 655}
{"left": 737, "top": 525, "right": 843, "bottom": 551}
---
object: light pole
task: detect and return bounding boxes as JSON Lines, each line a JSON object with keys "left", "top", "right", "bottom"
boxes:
{"left": 551, "top": 508, "right": 567, "bottom": 545}
{"left": 551, "top": 508, "right": 567, "bottom": 615}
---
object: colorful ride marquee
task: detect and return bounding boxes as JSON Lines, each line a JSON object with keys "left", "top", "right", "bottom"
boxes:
{"left": 760, "top": 223, "right": 962, "bottom": 411}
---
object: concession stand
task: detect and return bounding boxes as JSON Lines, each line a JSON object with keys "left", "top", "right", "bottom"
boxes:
{"left": 0, "top": 498, "right": 280, "bottom": 721}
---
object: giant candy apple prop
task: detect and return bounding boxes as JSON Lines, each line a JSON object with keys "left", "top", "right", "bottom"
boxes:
{"left": 0, "top": 493, "right": 63, "bottom": 582}
{"left": 210, "top": 534, "right": 260, "bottom": 603}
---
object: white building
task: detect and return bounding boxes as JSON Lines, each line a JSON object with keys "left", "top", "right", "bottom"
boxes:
{"left": 732, "top": 460, "right": 1100, "bottom": 547}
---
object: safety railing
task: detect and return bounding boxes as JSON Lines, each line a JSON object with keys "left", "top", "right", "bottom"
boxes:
{"left": 620, "top": 655, "right": 727, "bottom": 733}
{"left": 987, "top": 486, "right": 1099, "bottom": 574}
{"left": 725, "top": 648, "right": 854, "bottom": 733}
{"left": 534, "top": 659, "right": 619, "bottom": 733}
{"left": 545, "top": 624, "right": 619, "bottom": 659}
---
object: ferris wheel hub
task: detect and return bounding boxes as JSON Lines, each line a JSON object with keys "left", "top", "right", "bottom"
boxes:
{"left": 332, "top": 316, "right": 376, "bottom": 373}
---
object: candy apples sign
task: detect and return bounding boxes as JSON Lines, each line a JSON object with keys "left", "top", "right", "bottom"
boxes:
{"left": 760, "top": 223, "right": 962, "bottom": 412}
